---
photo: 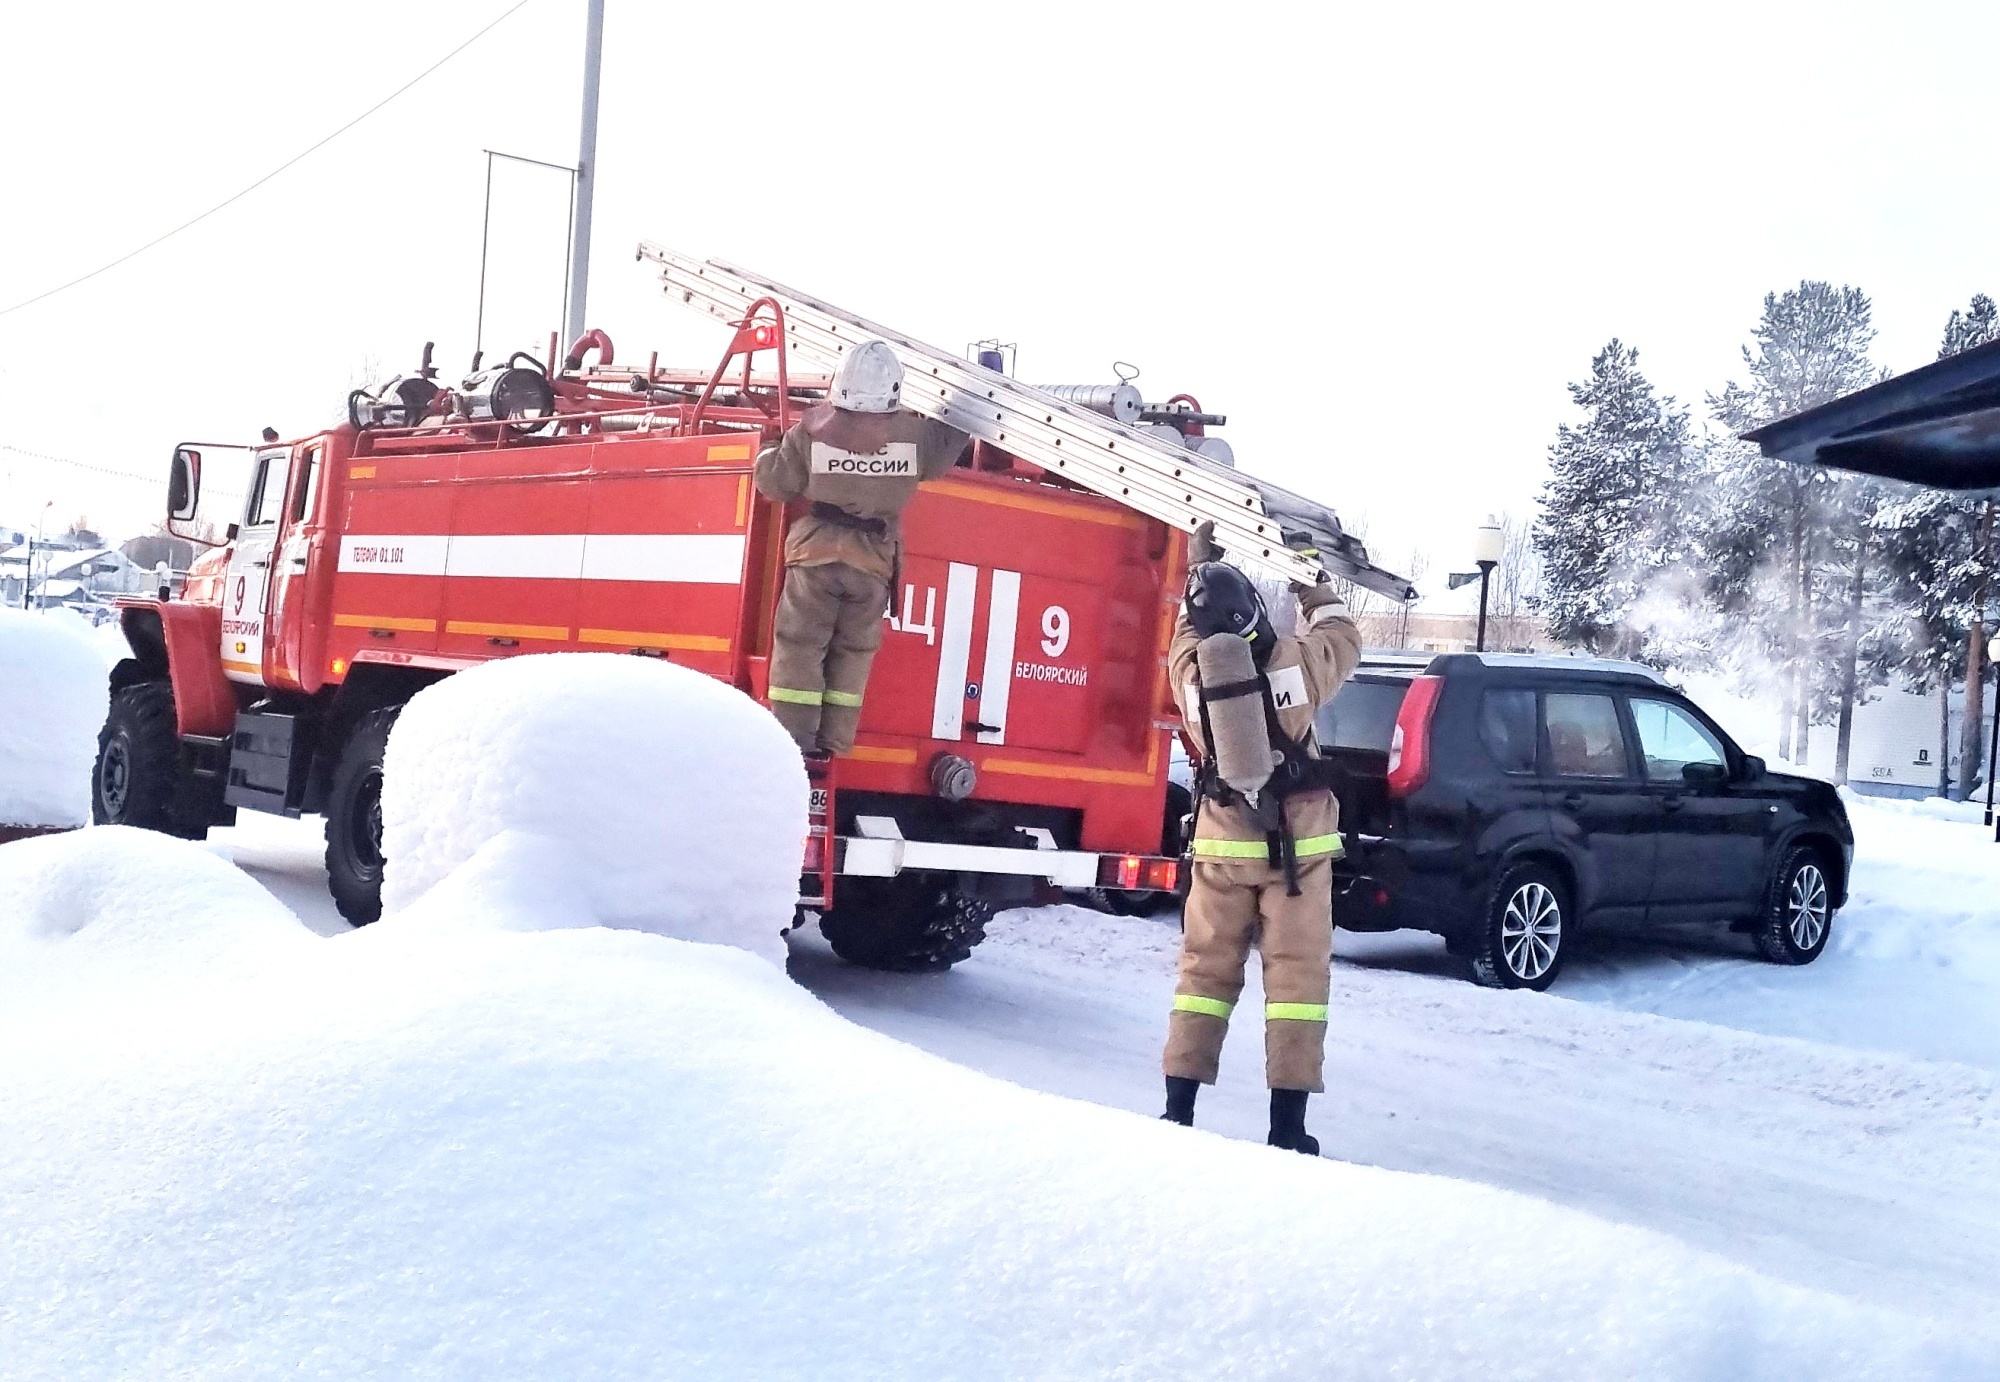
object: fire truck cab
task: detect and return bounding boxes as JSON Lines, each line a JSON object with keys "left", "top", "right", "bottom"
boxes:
{"left": 96, "top": 319, "right": 1191, "bottom": 970}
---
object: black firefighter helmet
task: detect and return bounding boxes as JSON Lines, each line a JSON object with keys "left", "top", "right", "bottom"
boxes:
{"left": 1184, "top": 561, "right": 1276, "bottom": 662}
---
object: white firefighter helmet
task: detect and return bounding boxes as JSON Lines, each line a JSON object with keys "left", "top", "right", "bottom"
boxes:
{"left": 829, "top": 340, "right": 904, "bottom": 414}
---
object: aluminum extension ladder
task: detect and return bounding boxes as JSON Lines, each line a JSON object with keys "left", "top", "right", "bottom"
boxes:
{"left": 636, "top": 243, "right": 1415, "bottom": 601}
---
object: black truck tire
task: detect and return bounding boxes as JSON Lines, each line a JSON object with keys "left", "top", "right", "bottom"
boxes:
{"left": 1468, "top": 861, "right": 1570, "bottom": 991}
{"left": 1753, "top": 845, "right": 1834, "bottom": 965}
{"left": 324, "top": 706, "right": 399, "bottom": 927}
{"left": 820, "top": 875, "right": 994, "bottom": 972}
{"left": 93, "top": 681, "right": 185, "bottom": 834}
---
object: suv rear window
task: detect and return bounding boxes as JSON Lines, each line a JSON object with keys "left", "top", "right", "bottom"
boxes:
{"left": 1316, "top": 677, "right": 1409, "bottom": 751}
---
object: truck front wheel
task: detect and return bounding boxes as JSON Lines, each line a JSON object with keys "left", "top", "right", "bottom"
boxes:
{"left": 94, "top": 681, "right": 206, "bottom": 838}
{"left": 820, "top": 875, "right": 994, "bottom": 972}
{"left": 324, "top": 707, "right": 399, "bottom": 926}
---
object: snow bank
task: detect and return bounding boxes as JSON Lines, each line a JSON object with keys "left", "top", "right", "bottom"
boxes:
{"left": 0, "top": 606, "right": 109, "bottom": 828}
{"left": 380, "top": 653, "right": 807, "bottom": 965}
{"left": 0, "top": 826, "right": 310, "bottom": 986}
{"left": 0, "top": 911, "right": 1982, "bottom": 1380}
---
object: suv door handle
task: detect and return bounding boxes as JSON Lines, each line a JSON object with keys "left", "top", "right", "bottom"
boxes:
{"left": 1661, "top": 794, "right": 1685, "bottom": 812}
{"left": 1559, "top": 791, "right": 1585, "bottom": 812}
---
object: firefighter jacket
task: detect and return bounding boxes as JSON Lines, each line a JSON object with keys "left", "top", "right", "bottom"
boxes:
{"left": 1169, "top": 580, "right": 1363, "bottom": 863}
{"left": 753, "top": 412, "right": 967, "bottom": 582}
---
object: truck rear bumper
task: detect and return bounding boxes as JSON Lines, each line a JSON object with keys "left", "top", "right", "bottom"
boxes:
{"left": 837, "top": 835, "right": 1180, "bottom": 891}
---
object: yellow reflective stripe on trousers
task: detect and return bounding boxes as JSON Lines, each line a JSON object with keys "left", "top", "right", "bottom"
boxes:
{"left": 767, "top": 687, "right": 824, "bottom": 705}
{"left": 1190, "top": 834, "right": 1345, "bottom": 859}
{"left": 1266, "top": 1002, "right": 1329, "bottom": 1022}
{"left": 1172, "top": 994, "right": 1234, "bottom": 1020}
{"left": 822, "top": 689, "right": 864, "bottom": 707}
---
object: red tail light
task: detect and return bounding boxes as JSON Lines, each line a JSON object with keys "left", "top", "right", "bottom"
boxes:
{"left": 1095, "top": 855, "right": 1180, "bottom": 892}
{"left": 1386, "top": 674, "right": 1444, "bottom": 798}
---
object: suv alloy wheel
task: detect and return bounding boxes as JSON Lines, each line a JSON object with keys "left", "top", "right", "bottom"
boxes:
{"left": 1753, "top": 846, "right": 1833, "bottom": 965}
{"left": 1469, "top": 861, "right": 1569, "bottom": 991}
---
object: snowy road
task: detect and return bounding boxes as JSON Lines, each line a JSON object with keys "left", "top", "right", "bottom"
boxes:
{"left": 212, "top": 804, "right": 2000, "bottom": 1333}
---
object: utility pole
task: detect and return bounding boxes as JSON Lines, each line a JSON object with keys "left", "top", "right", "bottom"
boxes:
{"left": 563, "top": 0, "right": 605, "bottom": 350}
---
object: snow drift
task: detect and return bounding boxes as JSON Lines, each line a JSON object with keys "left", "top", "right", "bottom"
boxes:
{"left": 0, "top": 607, "right": 108, "bottom": 829}
{"left": 379, "top": 653, "right": 807, "bottom": 964}
{"left": 0, "top": 831, "right": 1984, "bottom": 1378}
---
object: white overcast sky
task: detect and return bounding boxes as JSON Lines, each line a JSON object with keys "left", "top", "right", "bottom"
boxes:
{"left": 2, "top": 0, "right": 1995, "bottom": 580}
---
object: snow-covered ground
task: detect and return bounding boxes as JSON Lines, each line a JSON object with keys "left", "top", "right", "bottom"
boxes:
{"left": 8, "top": 630, "right": 1999, "bottom": 1372}
{"left": 193, "top": 790, "right": 2000, "bottom": 1345}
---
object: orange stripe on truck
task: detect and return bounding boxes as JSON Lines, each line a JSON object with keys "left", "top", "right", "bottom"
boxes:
{"left": 577, "top": 628, "right": 731, "bottom": 653}
{"left": 983, "top": 757, "right": 1155, "bottom": 787}
{"left": 924, "top": 478, "right": 1144, "bottom": 530}
{"left": 333, "top": 613, "right": 436, "bottom": 632}
{"left": 445, "top": 620, "right": 568, "bottom": 641}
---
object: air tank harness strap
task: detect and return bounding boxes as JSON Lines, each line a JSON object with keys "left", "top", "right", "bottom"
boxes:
{"left": 1193, "top": 669, "right": 1341, "bottom": 899}
{"left": 809, "top": 501, "right": 889, "bottom": 538}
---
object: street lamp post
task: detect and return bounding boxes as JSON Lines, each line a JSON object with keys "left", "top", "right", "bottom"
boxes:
{"left": 1472, "top": 518, "right": 1504, "bottom": 652}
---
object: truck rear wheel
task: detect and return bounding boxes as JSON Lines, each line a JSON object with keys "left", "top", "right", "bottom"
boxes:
{"left": 93, "top": 681, "right": 211, "bottom": 839}
{"left": 325, "top": 707, "right": 399, "bottom": 927}
{"left": 820, "top": 875, "right": 994, "bottom": 972}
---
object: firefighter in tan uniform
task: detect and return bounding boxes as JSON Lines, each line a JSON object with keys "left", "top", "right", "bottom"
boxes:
{"left": 754, "top": 341, "right": 966, "bottom": 756}
{"left": 1161, "top": 523, "right": 1362, "bottom": 1154}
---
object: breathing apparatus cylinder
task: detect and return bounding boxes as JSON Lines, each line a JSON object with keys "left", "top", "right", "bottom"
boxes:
{"left": 1195, "top": 631, "right": 1276, "bottom": 802}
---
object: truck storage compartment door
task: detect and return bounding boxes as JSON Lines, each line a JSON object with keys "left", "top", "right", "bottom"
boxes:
{"left": 332, "top": 455, "right": 449, "bottom": 655}
{"left": 438, "top": 459, "right": 586, "bottom": 656}
{"left": 575, "top": 451, "right": 749, "bottom": 679}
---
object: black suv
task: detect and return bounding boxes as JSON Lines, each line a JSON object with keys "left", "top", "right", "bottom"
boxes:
{"left": 1320, "top": 653, "right": 1853, "bottom": 990}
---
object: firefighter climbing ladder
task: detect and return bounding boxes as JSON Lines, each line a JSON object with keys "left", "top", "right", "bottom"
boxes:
{"left": 636, "top": 244, "right": 1415, "bottom": 601}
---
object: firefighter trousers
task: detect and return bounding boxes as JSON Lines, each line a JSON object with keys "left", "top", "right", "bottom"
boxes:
{"left": 1163, "top": 854, "right": 1334, "bottom": 1092}
{"left": 768, "top": 560, "right": 890, "bottom": 755}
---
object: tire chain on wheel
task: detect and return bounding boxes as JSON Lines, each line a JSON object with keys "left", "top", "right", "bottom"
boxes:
{"left": 821, "top": 876, "right": 995, "bottom": 973}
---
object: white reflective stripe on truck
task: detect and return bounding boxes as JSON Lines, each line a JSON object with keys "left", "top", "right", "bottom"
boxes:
{"left": 838, "top": 836, "right": 1100, "bottom": 888}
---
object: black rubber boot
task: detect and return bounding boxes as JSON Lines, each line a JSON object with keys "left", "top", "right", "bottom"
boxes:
{"left": 1162, "top": 1076, "right": 1200, "bottom": 1127}
{"left": 1267, "top": 1088, "right": 1319, "bottom": 1155}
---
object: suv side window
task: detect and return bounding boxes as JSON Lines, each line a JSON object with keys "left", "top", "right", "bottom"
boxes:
{"left": 1478, "top": 689, "right": 1537, "bottom": 773}
{"left": 1630, "top": 697, "right": 1726, "bottom": 779}
{"left": 1545, "top": 692, "right": 1631, "bottom": 778}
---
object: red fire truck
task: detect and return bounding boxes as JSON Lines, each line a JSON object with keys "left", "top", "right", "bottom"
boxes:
{"left": 95, "top": 334, "right": 1200, "bottom": 970}
{"left": 94, "top": 253, "right": 1407, "bottom": 970}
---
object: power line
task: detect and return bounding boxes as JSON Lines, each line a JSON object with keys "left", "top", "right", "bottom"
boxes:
{"left": 0, "top": 441, "right": 243, "bottom": 500}
{"left": 0, "top": 0, "right": 538, "bottom": 320}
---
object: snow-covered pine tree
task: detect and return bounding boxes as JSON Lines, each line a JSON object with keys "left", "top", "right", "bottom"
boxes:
{"left": 1707, "top": 283, "right": 1880, "bottom": 765}
{"left": 1533, "top": 341, "right": 1693, "bottom": 659}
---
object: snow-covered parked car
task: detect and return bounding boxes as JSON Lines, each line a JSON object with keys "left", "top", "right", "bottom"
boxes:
{"left": 1321, "top": 653, "right": 1854, "bottom": 989}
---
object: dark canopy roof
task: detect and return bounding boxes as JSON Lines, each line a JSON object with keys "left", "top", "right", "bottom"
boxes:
{"left": 1744, "top": 337, "right": 2000, "bottom": 490}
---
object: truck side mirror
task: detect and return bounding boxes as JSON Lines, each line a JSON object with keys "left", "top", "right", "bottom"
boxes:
{"left": 168, "top": 447, "right": 201, "bottom": 521}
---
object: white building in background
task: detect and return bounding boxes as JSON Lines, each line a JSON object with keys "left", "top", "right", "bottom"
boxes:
{"left": 1694, "top": 671, "right": 1996, "bottom": 801}
{"left": 1794, "top": 680, "right": 1994, "bottom": 800}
